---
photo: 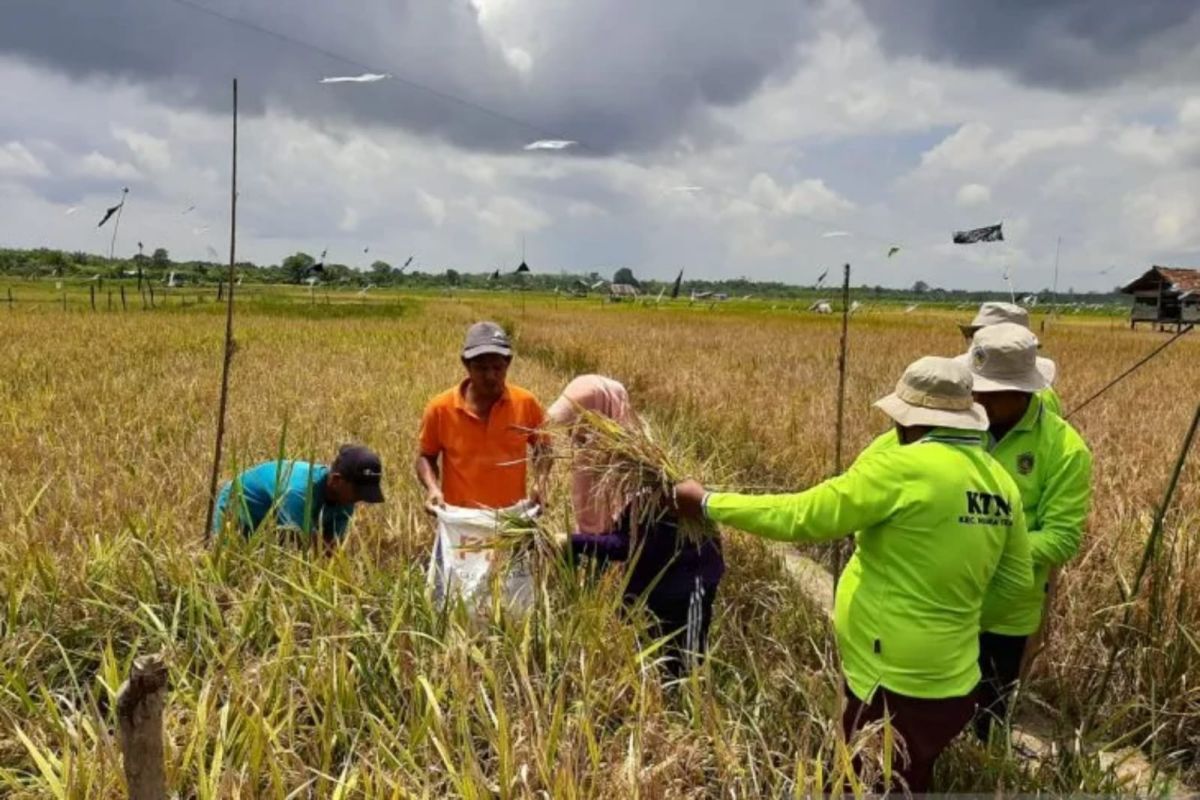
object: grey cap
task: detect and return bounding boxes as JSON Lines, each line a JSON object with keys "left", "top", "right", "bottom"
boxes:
{"left": 462, "top": 321, "right": 513, "bottom": 360}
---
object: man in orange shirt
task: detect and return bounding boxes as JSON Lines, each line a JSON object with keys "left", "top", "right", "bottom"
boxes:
{"left": 416, "top": 321, "right": 549, "bottom": 511}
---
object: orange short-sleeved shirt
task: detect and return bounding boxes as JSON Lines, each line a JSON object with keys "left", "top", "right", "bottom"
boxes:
{"left": 419, "top": 380, "right": 546, "bottom": 509}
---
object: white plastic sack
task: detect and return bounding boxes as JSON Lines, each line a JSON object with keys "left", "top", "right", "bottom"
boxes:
{"left": 426, "top": 500, "right": 538, "bottom": 614}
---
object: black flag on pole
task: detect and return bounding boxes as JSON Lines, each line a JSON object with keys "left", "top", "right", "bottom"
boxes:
{"left": 670, "top": 269, "right": 684, "bottom": 299}
{"left": 952, "top": 223, "right": 1003, "bottom": 244}
{"left": 97, "top": 202, "right": 123, "bottom": 228}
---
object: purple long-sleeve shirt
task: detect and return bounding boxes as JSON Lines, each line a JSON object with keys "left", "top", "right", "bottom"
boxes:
{"left": 570, "top": 506, "right": 724, "bottom": 598}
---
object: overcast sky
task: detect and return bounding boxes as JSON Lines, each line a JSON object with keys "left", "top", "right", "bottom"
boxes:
{"left": 2, "top": 0, "right": 1199, "bottom": 290}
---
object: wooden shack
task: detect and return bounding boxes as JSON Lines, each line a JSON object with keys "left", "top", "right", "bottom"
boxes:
{"left": 1121, "top": 266, "right": 1200, "bottom": 330}
{"left": 608, "top": 283, "right": 640, "bottom": 302}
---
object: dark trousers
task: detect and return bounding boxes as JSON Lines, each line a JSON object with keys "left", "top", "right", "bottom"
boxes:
{"left": 637, "top": 579, "right": 717, "bottom": 678}
{"left": 974, "top": 632, "right": 1028, "bottom": 742}
{"left": 842, "top": 684, "right": 976, "bottom": 794}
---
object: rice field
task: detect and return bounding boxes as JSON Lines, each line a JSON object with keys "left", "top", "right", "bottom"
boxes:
{"left": 1, "top": 283, "right": 1197, "bottom": 797}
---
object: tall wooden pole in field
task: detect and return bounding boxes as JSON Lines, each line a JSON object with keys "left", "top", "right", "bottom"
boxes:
{"left": 832, "top": 263, "right": 851, "bottom": 587}
{"left": 203, "top": 78, "right": 239, "bottom": 542}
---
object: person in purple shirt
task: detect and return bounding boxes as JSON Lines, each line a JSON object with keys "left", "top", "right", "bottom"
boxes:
{"left": 569, "top": 503, "right": 724, "bottom": 677}
{"left": 547, "top": 375, "right": 723, "bottom": 677}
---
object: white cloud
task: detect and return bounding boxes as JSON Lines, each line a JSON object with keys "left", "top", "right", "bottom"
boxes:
{"left": 112, "top": 127, "right": 171, "bottom": 171}
{"left": 0, "top": 141, "right": 47, "bottom": 177}
{"left": 474, "top": 195, "right": 550, "bottom": 234}
{"left": 747, "top": 173, "right": 854, "bottom": 218}
{"left": 416, "top": 189, "right": 447, "bottom": 226}
{"left": 75, "top": 151, "right": 141, "bottom": 180}
{"left": 1123, "top": 182, "right": 1200, "bottom": 251}
{"left": 921, "top": 121, "right": 1099, "bottom": 175}
{"left": 956, "top": 183, "right": 991, "bottom": 207}
{"left": 1, "top": 3, "right": 1199, "bottom": 292}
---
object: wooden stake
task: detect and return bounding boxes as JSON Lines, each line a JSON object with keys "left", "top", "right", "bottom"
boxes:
{"left": 116, "top": 654, "right": 168, "bottom": 800}
{"left": 203, "top": 78, "right": 239, "bottom": 542}
{"left": 90, "top": 284, "right": 96, "bottom": 311}
{"left": 121, "top": 285, "right": 127, "bottom": 311}
{"left": 832, "top": 263, "right": 851, "bottom": 585}
{"left": 149, "top": 284, "right": 155, "bottom": 308}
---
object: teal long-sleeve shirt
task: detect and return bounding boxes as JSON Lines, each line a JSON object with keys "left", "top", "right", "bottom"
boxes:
{"left": 704, "top": 428, "right": 1032, "bottom": 701}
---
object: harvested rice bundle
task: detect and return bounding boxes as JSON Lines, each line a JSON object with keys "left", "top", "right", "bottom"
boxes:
{"left": 546, "top": 405, "right": 719, "bottom": 545}
{"left": 457, "top": 508, "right": 558, "bottom": 560}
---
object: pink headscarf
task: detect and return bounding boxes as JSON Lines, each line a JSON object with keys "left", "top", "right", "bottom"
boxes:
{"left": 547, "top": 375, "right": 635, "bottom": 535}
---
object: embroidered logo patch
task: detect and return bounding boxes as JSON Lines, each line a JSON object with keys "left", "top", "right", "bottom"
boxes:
{"left": 1017, "top": 452, "right": 1035, "bottom": 475}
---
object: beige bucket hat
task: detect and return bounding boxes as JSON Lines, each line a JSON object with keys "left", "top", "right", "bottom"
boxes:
{"left": 958, "top": 302, "right": 1029, "bottom": 337}
{"left": 965, "top": 323, "right": 1050, "bottom": 393}
{"left": 874, "top": 356, "right": 989, "bottom": 431}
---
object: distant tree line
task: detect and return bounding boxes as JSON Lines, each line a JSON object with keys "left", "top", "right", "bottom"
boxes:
{"left": 0, "top": 246, "right": 1128, "bottom": 305}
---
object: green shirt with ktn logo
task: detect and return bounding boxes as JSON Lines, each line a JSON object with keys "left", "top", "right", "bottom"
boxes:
{"left": 703, "top": 428, "right": 1032, "bottom": 701}
{"left": 858, "top": 397, "right": 1092, "bottom": 636}
{"left": 1038, "top": 386, "right": 1063, "bottom": 416}
{"left": 978, "top": 395, "right": 1092, "bottom": 635}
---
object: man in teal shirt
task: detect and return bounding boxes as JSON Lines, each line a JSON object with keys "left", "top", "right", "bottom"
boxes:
{"left": 959, "top": 302, "right": 1063, "bottom": 415}
{"left": 965, "top": 323, "right": 1093, "bottom": 740}
{"left": 674, "top": 357, "right": 1032, "bottom": 794}
{"left": 213, "top": 444, "right": 385, "bottom": 545}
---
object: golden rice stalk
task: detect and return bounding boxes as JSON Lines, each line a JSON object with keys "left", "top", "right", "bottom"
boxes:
{"left": 545, "top": 405, "right": 718, "bottom": 545}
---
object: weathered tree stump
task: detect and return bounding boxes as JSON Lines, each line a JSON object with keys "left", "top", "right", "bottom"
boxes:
{"left": 116, "top": 654, "right": 168, "bottom": 800}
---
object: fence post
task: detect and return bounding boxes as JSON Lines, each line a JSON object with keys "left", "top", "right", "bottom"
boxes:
{"left": 121, "top": 285, "right": 128, "bottom": 311}
{"left": 90, "top": 284, "right": 96, "bottom": 311}
{"left": 116, "top": 654, "right": 168, "bottom": 800}
{"left": 62, "top": 290, "right": 67, "bottom": 312}
{"left": 149, "top": 285, "right": 155, "bottom": 308}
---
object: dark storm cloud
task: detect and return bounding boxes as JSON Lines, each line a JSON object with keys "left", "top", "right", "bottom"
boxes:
{"left": 0, "top": 0, "right": 809, "bottom": 153}
{"left": 859, "top": 0, "right": 1200, "bottom": 91}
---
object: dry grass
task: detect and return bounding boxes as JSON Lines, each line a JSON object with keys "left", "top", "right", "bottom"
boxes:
{"left": 0, "top": 286, "right": 1195, "bottom": 795}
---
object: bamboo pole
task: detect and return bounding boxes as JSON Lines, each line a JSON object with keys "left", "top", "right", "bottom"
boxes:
{"left": 203, "top": 78, "right": 239, "bottom": 542}
{"left": 116, "top": 654, "right": 168, "bottom": 800}
{"left": 832, "top": 263, "right": 851, "bottom": 586}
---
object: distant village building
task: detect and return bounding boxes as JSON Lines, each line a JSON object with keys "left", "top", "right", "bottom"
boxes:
{"left": 1121, "top": 266, "right": 1200, "bottom": 330}
{"left": 608, "top": 283, "right": 640, "bottom": 301}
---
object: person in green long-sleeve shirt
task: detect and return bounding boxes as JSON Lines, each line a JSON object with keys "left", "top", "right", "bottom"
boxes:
{"left": 958, "top": 302, "right": 1063, "bottom": 415}
{"left": 674, "top": 356, "right": 1032, "bottom": 794}
{"left": 964, "top": 323, "right": 1093, "bottom": 740}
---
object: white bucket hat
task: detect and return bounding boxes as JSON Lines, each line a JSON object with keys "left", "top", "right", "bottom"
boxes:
{"left": 966, "top": 323, "right": 1050, "bottom": 393}
{"left": 874, "top": 356, "right": 989, "bottom": 431}
{"left": 958, "top": 302, "right": 1031, "bottom": 336}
